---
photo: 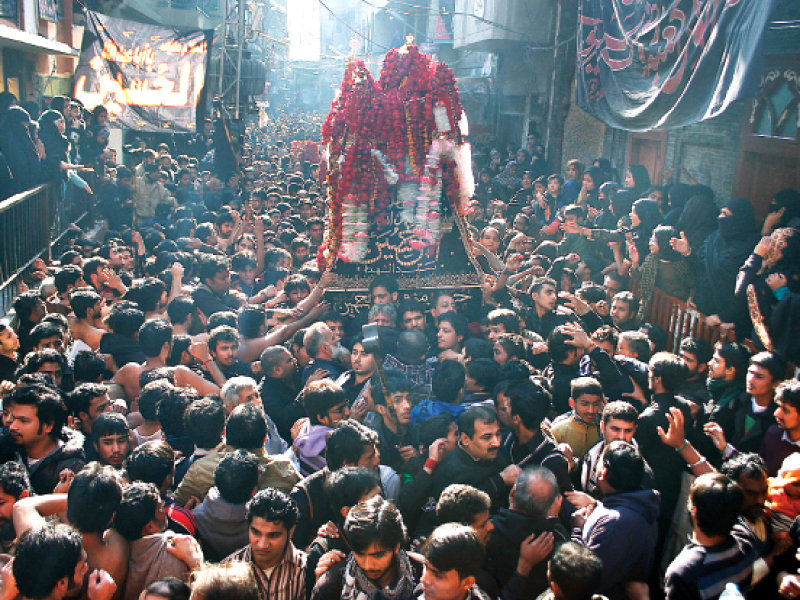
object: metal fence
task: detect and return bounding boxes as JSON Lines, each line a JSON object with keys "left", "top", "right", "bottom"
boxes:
{"left": 0, "top": 180, "right": 94, "bottom": 316}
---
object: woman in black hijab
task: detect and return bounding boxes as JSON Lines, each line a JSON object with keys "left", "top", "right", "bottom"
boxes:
{"left": 762, "top": 188, "right": 800, "bottom": 235}
{"left": 673, "top": 197, "right": 760, "bottom": 337}
{"left": 37, "top": 109, "right": 92, "bottom": 193}
{"left": 624, "top": 164, "right": 651, "bottom": 199}
{"left": 0, "top": 106, "right": 40, "bottom": 195}
{"left": 676, "top": 195, "right": 719, "bottom": 250}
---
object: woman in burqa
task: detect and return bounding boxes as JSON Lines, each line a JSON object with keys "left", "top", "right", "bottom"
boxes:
{"left": 0, "top": 106, "right": 40, "bottom": 195}
{"left": 761, "top": 188, "right": 800, "bottom": 235}
{"left": 677, "top": 197, "right": 760, "bottom": 336}
{"left": 676, "top": 195, "right": 719, "bottom": 250}
{"left": 736, "top": 227, "right": 800, "bottom": 362}
{"left": 662, "top": 183, "right": 694, "bottom": 225}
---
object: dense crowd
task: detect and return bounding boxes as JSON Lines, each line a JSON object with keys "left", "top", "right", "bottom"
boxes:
{"left": 0, "top": 91, "right": 800, "bottom": 600}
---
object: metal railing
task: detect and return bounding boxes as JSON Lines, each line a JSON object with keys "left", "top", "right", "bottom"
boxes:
{"left": 0, "top": 179, "right": 95, "bottom": 316}
{"left": 647, "top": 288, "right": 736, "bottom": 353}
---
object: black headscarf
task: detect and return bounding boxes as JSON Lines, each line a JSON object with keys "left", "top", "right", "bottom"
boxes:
{"left": 677, "top": 195, "right": 719, "bottom": 250}
{"left": 695, "top": 197, "right": 759, "bottom": 324}
{"left": 718, "top": 197, "right": 757, "bottom": 240}
{"left": 627, "top": 164, "right": 651, "bottom": 198}
{"left": 631, "top": 198, "right": 663, "bottom": 258}
{"left": 662, "top": 183, "right": 693, "bottom": 225}
{"left": 0, "top": 106, "right": 40, "bottom": 194}
{"left": 38, "top": 110, "right": 69, "bottom": 181}
{"left": 770, "top": 189, "right": 800, "bottom": 229}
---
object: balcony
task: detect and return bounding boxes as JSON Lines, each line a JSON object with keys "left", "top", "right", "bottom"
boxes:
{"left": 113, "top": 0, "right": 223, "bottom": 29}
{"left": 452, "top": 0, "right": 554, "bottom": 51}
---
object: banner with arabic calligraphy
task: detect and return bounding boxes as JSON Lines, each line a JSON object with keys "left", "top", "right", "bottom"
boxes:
{"left": 576, "top": 0, "right": 777, "bottom": 131}
{"left": 74, "top": 11, "right": 211, "bottom": 133}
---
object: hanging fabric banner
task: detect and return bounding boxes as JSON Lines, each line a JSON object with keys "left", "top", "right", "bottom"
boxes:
{"left": 73, "top": 10, "right": 212, "bottom": 132}
{"left": 576, "top": 0, "right": 777, "bottom": 131}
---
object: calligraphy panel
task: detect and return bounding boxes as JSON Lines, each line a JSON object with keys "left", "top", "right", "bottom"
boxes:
{"left": 576, "top": 0, "right": 778, "bottom": 131}
{"left": 73, "top": 11, "right": 212, "bottom": 133}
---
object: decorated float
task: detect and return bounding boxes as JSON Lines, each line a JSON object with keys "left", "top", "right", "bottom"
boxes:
{"left": 317, "top": 40, "right": 487, "bottom": 314}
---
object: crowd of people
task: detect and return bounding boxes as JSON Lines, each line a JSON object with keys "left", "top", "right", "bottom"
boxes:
{"left": 0, "top": 91, "right": 800, "bottom": 600}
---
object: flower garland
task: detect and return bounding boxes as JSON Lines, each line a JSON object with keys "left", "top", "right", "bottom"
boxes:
{"left": 319, "top": 48, "right": 468, "bottom": 267}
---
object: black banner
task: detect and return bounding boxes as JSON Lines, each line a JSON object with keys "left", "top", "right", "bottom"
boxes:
{"left": 74, "top": 11, "right": 211, "bottom": 133}
{"left": 576, "top": 0, "right": 777, "bottom": 131}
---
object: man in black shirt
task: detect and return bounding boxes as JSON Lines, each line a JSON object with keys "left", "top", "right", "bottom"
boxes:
{"left": 205, "top": 325, "right": 253, "bottom": 382}
{"left": 0, "top": 322, "right": 20, "bottom": 383}
{"left": 258, "top": 346, "right": 305, "bottom": 443}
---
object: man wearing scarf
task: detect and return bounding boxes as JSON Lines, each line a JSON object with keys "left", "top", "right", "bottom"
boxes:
{"left": 224, "top": 488, "right": 307, "bottom": 600}
{"left": 705, "top": 341, "right": 751, "bottom": 421}
{"left": 312, "top": 496, "right": 424, "bottom": 600}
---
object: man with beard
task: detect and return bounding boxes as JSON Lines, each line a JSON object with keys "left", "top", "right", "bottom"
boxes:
{"left": 8, "top": 385, "right": 85, "bottom": 495}
{"left": 704, "top": 341, "right": 751, "bottom": 424}
{"left": 67, "top": 383, "right": 112, "bottom": 455}
{"left": 336, "top": 337, "right": 376, "bottom": 407}
{"left": 11, "top": 524, "right": 117, "bottom": 600}
{"left": 720, "top": 453, "right": 792, "bottom": 595}
{"left": 370, "top": 370, "right": 415, "bottom": 474}
{"left": 224, "top": 488, "right": 306, "bottom": 600}
{"left": 312, "top": 496, "right": 423, "bottom": 600}
{"left": 675, "top": 337, "right": 713, "bottom": 405}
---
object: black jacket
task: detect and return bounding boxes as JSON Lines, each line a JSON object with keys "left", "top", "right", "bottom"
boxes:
{"left": 413, "top": 446, "right": 510, "bottom": 538}
{"left": 635, "top": 393, "right": 694, "bottom": 530}
{"left": 500, "top": 431, "right": 572, "bottom": 493}
{"left": 485, "top": 508, "right": 569, "bottom": 600}
{"left": 312, "top": 552, "right": 425, "bottom": 600}
{"left": 290, "top": 468, "right": 332, "bottom": 551}
{"left": 258, "top": 375, "right": 306, "bottom": 442}
{"left": 16, "top": 428, "right": 86, "bottom": 495}
{"left": 711, "top": 391, "right": 777, "bottom": 455}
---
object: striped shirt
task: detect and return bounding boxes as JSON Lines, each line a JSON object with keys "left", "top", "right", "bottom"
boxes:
{"left": 664, "top": 534, "right": 757, "bottom": 600}
{"left": 224, "top": 542, "right": 307, "bottom": 600}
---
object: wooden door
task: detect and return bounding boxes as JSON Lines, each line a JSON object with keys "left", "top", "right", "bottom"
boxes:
{"left": 626, "top": 131, "right": 668, "bottom": 186}
{"left": 734, "top": 54, "right": 800, "bottom": 219}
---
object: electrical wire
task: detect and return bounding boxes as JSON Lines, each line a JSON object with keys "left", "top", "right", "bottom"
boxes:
{"left": 317, "top": 0, "right": 390, "bottom": 51}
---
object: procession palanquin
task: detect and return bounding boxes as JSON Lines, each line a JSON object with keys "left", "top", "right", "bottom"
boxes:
{"left": 317, "top": 45, "right": 485, "bottom": 313}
